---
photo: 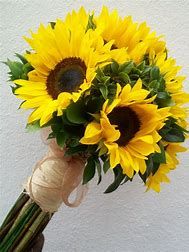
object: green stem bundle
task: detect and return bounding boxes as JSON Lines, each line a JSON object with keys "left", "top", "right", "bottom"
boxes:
{"left": 0, "top": 192, "right": 52, "bottom": 252}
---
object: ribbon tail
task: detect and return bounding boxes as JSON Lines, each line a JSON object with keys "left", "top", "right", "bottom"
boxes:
{"left": 62, "top": 184, "right": 88, "bottom": 208}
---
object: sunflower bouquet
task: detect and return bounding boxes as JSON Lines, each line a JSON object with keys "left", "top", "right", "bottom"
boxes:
{"left": 1, "top": 6, "right": 188, "bottom": 251}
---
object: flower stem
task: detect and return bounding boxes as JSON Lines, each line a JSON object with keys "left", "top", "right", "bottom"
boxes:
{"left": 0, "top": 193, "right": 52, "bottom": 252}
{"left": 0, "top": 192, "right": 29, "bottom": 230}
{"left": 15, "top": 212, "right": 51, "bottom": 252}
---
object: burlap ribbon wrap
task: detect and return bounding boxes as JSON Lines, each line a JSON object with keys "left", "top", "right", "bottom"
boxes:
{"left": 24, "top": 130, "right": 88, "bottom": 212}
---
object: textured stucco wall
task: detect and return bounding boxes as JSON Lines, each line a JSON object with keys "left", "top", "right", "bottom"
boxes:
{"left": 0, "top": 1, "right": 189, "bottom": 251}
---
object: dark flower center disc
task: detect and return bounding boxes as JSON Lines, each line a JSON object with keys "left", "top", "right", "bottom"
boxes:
{"left": 46, "top": 57, "right": 87, "bottom": 99}
{"left": 108, "top": 106, "right": 141, "bottom": 146}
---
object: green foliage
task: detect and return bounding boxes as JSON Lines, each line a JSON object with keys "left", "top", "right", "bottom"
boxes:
{"left": 50, "top": 22, "right": 56, "bottom": 29}
{"left": 49, "top": 112, "right": 86, "bottom": 150}
{"left": 56, "top": 132, "right": 67, "bottom": 147}
{"left": 95, "top": 158, "right": 102, "bottom": 185}
{"left": 104, "top": 166, "right": 127, "bottom": 193}
{"left": 83, "top": 157, "right": 96, "bottom": 184}
{"left": 85, "top": 14, "right": 96, "bottom": 32}
{"left": 118, "top": 61, "right": 134, "bottom": 74}
{"left": 99, "top": 84, "right": 108, "bottom": 99}
{"left": 26, "top": 121, "right": 41, "bottom": 132}
{"left": 65, "top": 145, "right": 87, "bottom": 156}
{"left": 89, "top": 59, "right": 172, "bottom": 109}
{"left": 159, "top": 117, "right": 187, "bottom": 143}
{"left": 102, "top": 159, "right": 110, "bottom": 174}
{"left": 150, "top": 66, "right": 160, "bottom": 80}
{"left": 66, "top": 100, "right": 87, "bottom": 124}
{"left": 139, "top": 155, "right": 154, "bottom": 183}
{"left": 152, "top": 142, "right": 166, "bottom": 164}
{"left": 4, "top": 53, "right": 33, "bottom": 94}
{"left": 140, "top": 141, "right": 167, "bottom": 182}
{"left": 139, "top": 118, "right": 187, "bottom": 183}
{"left": 15, "top": 53, "right": 28, "bottom": 64}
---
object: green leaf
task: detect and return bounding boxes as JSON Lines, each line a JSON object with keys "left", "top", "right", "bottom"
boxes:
{"left": 140, "top": 156, "right": 154, "bottom": 183}
{"left": 157, "top": 91, "right": 171, "bottom": 100}
{"left": 148, "top": 80, "right": 159, "bottom": 90}
{"left": 137, "top": 61, "right": 145, "bottom": 71}
{"left": 50, "top": 22, "right": 56, "bottom": 29}
{"left": 47, "top": 132, "right": 55, "bottom": 139}
{"left": 111, "top": 61, "right": 119, "bottom": 73}
{"left": 65, "top": 145, "right": 87, "bottom": 156}
{"left": 15, "top": 53, "right": 28, "bottom": 64}
{"left": 104, "top": 166, "right": 126, "bottom": 193}
{"left": 118, "top": 72, "right": 131, "bottom": 83}
{"left": 26, "top": 121, "right": 40, "bottom": 132}
{"left": 103, "top": 159, "right": 110, "bottom": 173}
{"left": 66, "top": 101, "right": 87, "bottom": 124}
{"left": 152, "top": 162, "right": 160, "bottom": 175}
{"left": 152, "top": 142, "right": 166, "bottom": 163}
{"left": 120, "top": 176, "right": 131, "bottom": 185}
{"left": 101, "top": 76, "right": 110, "bottom": 85}
{"left": 21, "top": 73, "right": 28, "bottom": 80}
{"left": 10, "top": 85, "right": 20, "bottom": 94}
{"left": 68, "top": 138, "right": 80, "bottom": 147}
{"left": 96, "top": 67, "right": 105, "bottom": 79}
{"left": 86, "top": 14, "right": 96, "bottom": 31}
{"left": 174, "top": 123, "right": 189, "bottom": 133}
{"left": 5, "top": 59, "right": 23, "bottom": 79}
{"left": 86, "top": 97, "right": 104, "bottom": 113}
{"left": 159, "top": 117, "right": 186, "bottom": 142}
{"left": 131, "top": 67, "right": 141, "bottom": 75}
{"left": 158, "top": 76, "right": 166, "bottom": 91}
{"left": 95, "top": 158, "right": 102, "bottom": 185}
{"left": 150, "top": 66, "right": 160, "bottom": 81}
{"left": 129, "top": 73, "right": 140, "bottom": 80}
{"left": 22, "top": 62, "right": 33, "bottom": 74}
{"left": 163, "top": 129, "right": 185, "bottom": 142}
{"left": 83, "top": 157, "right": 96, "bottom": 184}
{"left": 51, "top": 123, "right": 62, "bottom": 133}
{"left": 141, "top": 66, "right": 151, "bottom": 76}
{"left": 145, "top": 156, "right": 154, "bottom": 176}
{"left": 56, "top": 132, "right": 67, "bottom": 147}
{"left": 62, "top": 111, "right": 75, "bottom": 125}
{"left": 99, "top": 85, "right": 108, "bottom": 99}
{"left": 119, "top": 61, "right": 133, "bottom": 74}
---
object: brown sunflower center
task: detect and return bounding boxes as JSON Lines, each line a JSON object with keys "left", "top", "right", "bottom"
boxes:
{"left": 46, "top": 57, "right": 87, "bottom": 99}
{"left": 108, "top": 106, "right": 140, "bottom": 146}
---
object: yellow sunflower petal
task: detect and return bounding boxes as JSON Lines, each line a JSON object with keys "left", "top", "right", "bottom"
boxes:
{"left": 21, "top": 95, "right": 52, "bottom": 109}
{"left": 129, "top": 141, "right": 155, "bottom": 156}
{"left": 139, "top": 159, "right": 146, "bottom": 174}
{"left": 80, "top": 122, "right": 102, "bottom": 145}
{"left": 105, "top": 143, "right": 120, "bottom": 168}
{"left": 100, "top": 113, "right": 120, "bottom": 142}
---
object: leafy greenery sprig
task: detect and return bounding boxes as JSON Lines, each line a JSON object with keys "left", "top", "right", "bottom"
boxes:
{"left": 4, "top": 53, "right": 33, "bottom": 94}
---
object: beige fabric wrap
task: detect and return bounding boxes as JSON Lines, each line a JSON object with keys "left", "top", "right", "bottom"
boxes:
{"left": 24, "top": 130, "right": 88, "bottom": 213}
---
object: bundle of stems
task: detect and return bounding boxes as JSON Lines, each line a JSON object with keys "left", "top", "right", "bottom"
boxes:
{"left": 0, "top": 192, "right": 52, "bottom": 252}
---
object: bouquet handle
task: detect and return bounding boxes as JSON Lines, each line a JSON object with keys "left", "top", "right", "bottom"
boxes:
{"left": 0, "top": 192, "right": 52, "bottom": 252}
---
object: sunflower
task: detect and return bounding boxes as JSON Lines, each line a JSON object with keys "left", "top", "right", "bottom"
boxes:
{"left": 80, "top": 79, "right": 170, "bottom": 178}
{"left": 145, "top": 143, "right": 187, "bottom": 192}
{"left": 14, "top": 17, "right": 111, "bottom": 126}
{"left": 94, "top": 6, "right": 166, "bottom": 64}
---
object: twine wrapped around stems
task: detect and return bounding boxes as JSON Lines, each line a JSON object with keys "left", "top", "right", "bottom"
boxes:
{"left": 25, "top": 129, "right": 88, "bottom": 212}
